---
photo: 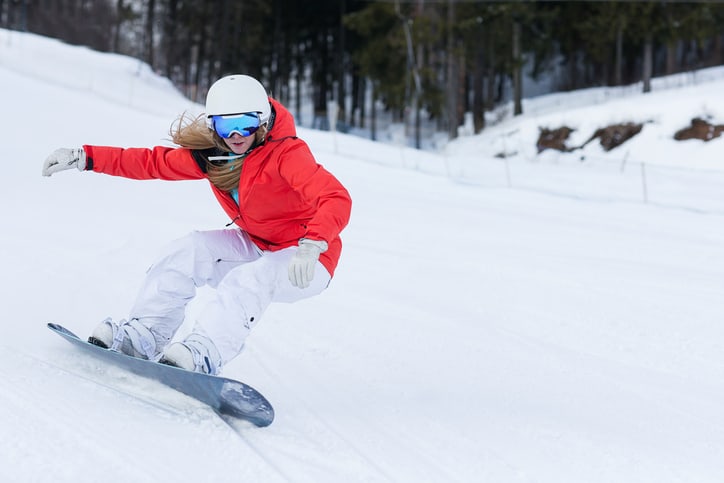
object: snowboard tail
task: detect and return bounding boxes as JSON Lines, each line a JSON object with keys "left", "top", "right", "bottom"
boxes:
{"left": 47, "top": 323, "right": 274, "bottom": 427}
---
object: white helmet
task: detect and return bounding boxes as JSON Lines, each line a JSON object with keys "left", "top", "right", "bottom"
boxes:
{"left": 205, "top": 74, "right": 271, "bottom": 125}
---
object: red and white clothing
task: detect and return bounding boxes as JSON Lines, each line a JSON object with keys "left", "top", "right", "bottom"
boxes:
{"left": 84, "top": 98, "right": 351, "bottom": 277}
{"left": 82, "top": 99, "right": 352, "bottom": 367}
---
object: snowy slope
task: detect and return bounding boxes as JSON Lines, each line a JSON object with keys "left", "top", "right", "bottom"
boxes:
{"left": 2, "top": 29, "right": 724, "bottom": 482}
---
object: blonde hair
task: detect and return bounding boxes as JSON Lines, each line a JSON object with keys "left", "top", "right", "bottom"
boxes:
{"left": 169, "top": 112, "right": 268, "bottom": 193}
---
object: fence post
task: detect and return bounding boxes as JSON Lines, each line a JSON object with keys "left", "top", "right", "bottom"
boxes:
{"left": 443, "top": 151, "right": 452, "bottom": 179}
{"left": 640, "top": 162, "right": 648, "bottom": 203}
{"left": 327, "top": 100, "right": 339, "bottom": 154}
{"left": 504, "top": 157, "right": 512, "bottom": 188}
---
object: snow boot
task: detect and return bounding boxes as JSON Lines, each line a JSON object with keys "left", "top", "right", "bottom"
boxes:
{"left": 159, "top": 334, "right": 221, "bottom": 375}
{"left": 88, "top": 317, "right": 159, "bottom": 360}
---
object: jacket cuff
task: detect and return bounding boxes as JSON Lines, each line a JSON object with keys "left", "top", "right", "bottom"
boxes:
{"left": 299, "top": 238, "right": 328, "bottom": 253}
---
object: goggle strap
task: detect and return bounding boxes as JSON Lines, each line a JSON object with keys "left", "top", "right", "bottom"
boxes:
{"left": 208, "top": 154, "right": 245, "bottom": 161}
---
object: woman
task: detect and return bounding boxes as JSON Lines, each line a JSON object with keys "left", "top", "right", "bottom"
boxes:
{"left": 42, "top": 74, "right": 352, "bottom": 375}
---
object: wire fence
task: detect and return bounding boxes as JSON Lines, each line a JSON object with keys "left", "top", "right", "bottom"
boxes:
{"left": 318, "top": 130, "right": 724, "bottom": 216}
{"left": 445, "top": 152, "right": 724, "bottom": 215}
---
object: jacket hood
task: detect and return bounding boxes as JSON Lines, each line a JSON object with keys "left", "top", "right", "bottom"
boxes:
{"left": 266, "top": 98, "right": 297, "bottom": 141}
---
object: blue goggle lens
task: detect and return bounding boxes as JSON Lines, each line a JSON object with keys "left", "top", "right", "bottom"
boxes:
{"left": 211, "top": 113, "right": 261, "bottom": 138}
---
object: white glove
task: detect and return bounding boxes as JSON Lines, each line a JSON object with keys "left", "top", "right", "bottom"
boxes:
{"left": 42, "top": 148, "right": 87, "bottom": 177}
{"left": 289, "top": 238, "right": 328, "bottom": 289}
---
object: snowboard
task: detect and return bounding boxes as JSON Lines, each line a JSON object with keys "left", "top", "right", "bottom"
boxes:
{"left": 47, "top": 323, "right": 274, "bottom": 427}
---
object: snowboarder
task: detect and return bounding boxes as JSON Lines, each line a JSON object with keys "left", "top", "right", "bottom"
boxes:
{"left": 42, "top": 74, "right": 352, "bottom": 376}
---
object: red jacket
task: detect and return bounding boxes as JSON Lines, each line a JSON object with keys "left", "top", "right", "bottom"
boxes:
{"left": 83, "top": 99, "right": 352, "bottom": 276}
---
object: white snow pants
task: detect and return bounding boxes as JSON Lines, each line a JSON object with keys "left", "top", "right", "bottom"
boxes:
{"left": 128, "top": 229, "right": 331, "bottom": 367}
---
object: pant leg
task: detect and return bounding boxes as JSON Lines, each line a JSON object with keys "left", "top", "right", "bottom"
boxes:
{"left": 129, "top": 229, "right": 261, "bottom": 349}
{"left": 193, "top": 246, "right": 331, "bottom": 365}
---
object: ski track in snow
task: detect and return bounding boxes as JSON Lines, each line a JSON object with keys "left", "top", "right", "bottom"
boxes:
{"left": 242, "top": 329, "right": 534, "bottom": 483}
{"left": 256, "top": 353, "right": 433, "bottom": 481}
{"left": 2, "top": 344, "right": 288, "bottom": 483}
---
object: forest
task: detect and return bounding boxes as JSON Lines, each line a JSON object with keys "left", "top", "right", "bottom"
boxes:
{"left": 3, "top": 0, "right": 724, "bottom": 145}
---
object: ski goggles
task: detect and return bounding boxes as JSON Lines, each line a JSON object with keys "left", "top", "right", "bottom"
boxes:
{"left": 210, "top": 113, "right": 261, "bottom": 138}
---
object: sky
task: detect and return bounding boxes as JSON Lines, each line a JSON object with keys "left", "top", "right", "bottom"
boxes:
{"left": 1, "top": 28, "right": 724, "bottom": 483}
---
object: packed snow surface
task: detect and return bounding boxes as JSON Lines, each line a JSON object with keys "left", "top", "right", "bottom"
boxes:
{"left": 1, "top": 29, "right": 723, "bottom": 482}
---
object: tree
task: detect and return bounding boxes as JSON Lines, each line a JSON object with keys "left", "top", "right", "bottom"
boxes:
{"left": 345, "top": 2, "right": 408, "bottom": 118}
{"left": 14, "top": 0, "right": 724, "bottom": 144}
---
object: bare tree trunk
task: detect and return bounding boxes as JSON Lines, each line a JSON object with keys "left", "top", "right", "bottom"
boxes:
{"left": 295, "top": 42, "right": 303, "bottom": 125}
{"left": 112, "top": 0, "right": 124, "bottom": 53}
{"left": 270, "top": 0, "right": 283, "bottom": 99}
{"left": 415, "top": 37, "right": 424, "bottom": 146}
{"left": 642, "top": 32, "right": 653, "bottom": 93}
{"left": 712, "top": 34, "right": 723, "bottom": 66}
{"left": 145, "top": 0, "right": 155, "bottom": 68}
{"left": 486, "top": 38, "right": 496, "bottom": 109}
{"left": 615, "top": 21, "right": 623, "bottom": 86}
{"left": 5, "top": 0, "right": 13, "bottom": 29}
{"left": 311, "top": 27, "right": 332, "bottom": 126}
{"left": 472, "top": 20, "right": 485, "bottom": 134}
{"left": 665, "top": 40, "right": 677, "bottom": 75}
{"left": 193, "top": 25, "right": 207, "bottom": 103}
{"left": 512, "top": 20, "right": 522, "bottom": 116}
{"left": 162, "top": 0, "right": 179, "bottom": 78}
{"left": 336, "top": 0, "right": 347, "bottom": 125}
{"left": 446, "top": 0, "right": 457, "bottom": 139}
{"left": 370, "top": 82, "right": 377, "bottom": 141}
{"left": 350, "top": 73, "right": 361, "bottom": 128}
